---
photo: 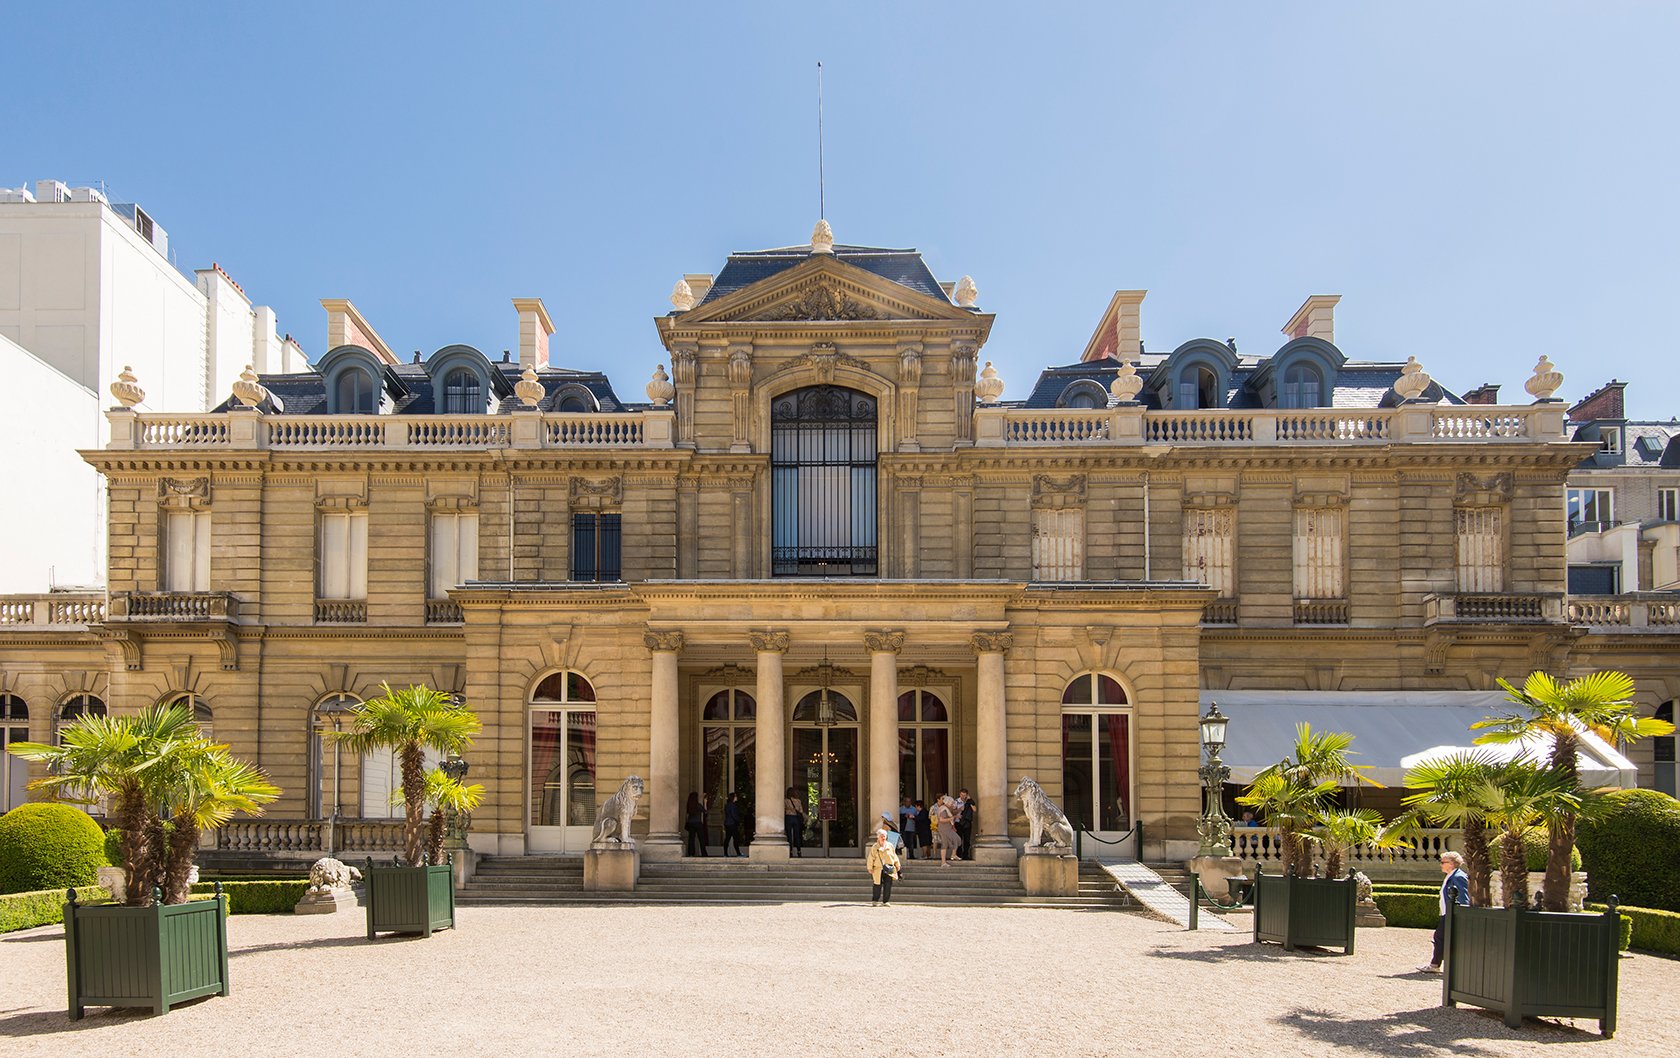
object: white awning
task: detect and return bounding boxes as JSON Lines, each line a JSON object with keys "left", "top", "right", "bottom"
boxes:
{"left": 1205, "top": 690, "right": 1638, "bottom": 789}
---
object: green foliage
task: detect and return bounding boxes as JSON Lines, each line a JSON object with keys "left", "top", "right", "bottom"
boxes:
{"left": 187, "top": 879, "right": 309, "bottom": 914}
{"left": 1587, "top": 903, "right": 1680, "bottom": 956}
{"left": 102, "top": 827, "right": 121, "bottom": 867}
{"left": 1577, "top": 789, "right": 1680, "bottom": 912}
{"left": 0, "top": 804, "right": 109, "bottom": 895}
{"left": 1487, "top": 827, "right": 1581, "bottom": 873}
{"left": 1372, "top": 891, "right": 1438, "bottom": 928}
{"left": 1371, "top": 883, "right": 1440, "bottom": 895}
{"left": 0, "top": 885, "right": 110, "bottom": 933}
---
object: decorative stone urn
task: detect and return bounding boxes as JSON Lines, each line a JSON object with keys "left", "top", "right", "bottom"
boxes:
{"left": 669, "top": 278, "right": 695, "bottom": 312}
{"left": 514, "top": 366, "right": 545, "bottom": 409}
{"left": 645, "top": 364, "right": 675, "bottom": 407}
{"left": 811, "top": 218, "right": 835, "bottom": 254}
{"left": 1525, "top": 355, "right": 1564, "bottom": 401}
{"left": 230, "top": 364, "right": 267, "bottom": 409}
{"left": 953, "top": 275, "right": 979, "bottom": 308}
{"left": 974, "top": 361, "right": 1005, "bottom": 404}
{"left": 110, "top": 365, "right": 144, "bottom": 409}
{"left": 1110, "top": 359, "right": 1144, "bottom": 403}
{"left": 1393, "top": 356, "right": 1432, "bottom": 401}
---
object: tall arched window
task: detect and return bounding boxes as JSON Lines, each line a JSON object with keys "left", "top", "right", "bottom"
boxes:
{"left": 771, "top": 386, "right": 878, "bottom": 576}
{"left": 334, "top": 367, "right": 376, "bottom": 414}
{"left": 160, "top": 693, "right": 212, "bottom": 742}
{"left": 528, "top": 671, "right": 597, "bottom": 848}
{"left": 1060, "top": 673, "right": 1132, "bottom": 835}
{"left": 441, "top": 369, "right": 481, "bottom": 414}
{"left": 1281, "top": 363, "right": 1324, "bottom": 409}
{"left": 308, "top": 694, "right": 360, "bottom": 819}
{"left": 1655, "top": 701, "right": 1676, "bottom": 797}
{"left": 1177, "top": 366, "right": 1220, "bottom": 409}
{"left": 897, "top": 688, "right": 950, "bottom": 803}
{"left": 2, "top": 694, "right": 29, "bottom": 811}
{"left": 56, "top": 694, "right": 106, "bottom": 744}
{"left": 700, "top": 688, "right": 756, "bottom": 847}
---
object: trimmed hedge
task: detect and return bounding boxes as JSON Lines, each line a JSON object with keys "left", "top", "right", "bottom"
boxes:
{"left": 1486, "top": 827, "right": 1580, "bottom": 873}
{"left": 1373, "top": 892, "right": 1438, "bottom": 929}
{"left": 1372, "top": 883, "right": 1439, "bottom": 895}
{"left": 1578, "top": 789, "right": 1680, "bottom": 912}
{"left": 1587, "top": 903, "right": 1680, "bottom": 956}
{"left": 188, "top": 879, "right": 310, "bottom": 914}
{"left": 0, "top": 885, "right": 111, "bottom": 933}
{"left": 0, "top": 804, "right": 109, "bottom": 894}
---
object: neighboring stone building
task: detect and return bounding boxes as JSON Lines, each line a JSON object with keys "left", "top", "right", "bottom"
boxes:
{"left": 1, "top": 222, "right": 1674, "bottom": 846}
{"left": 0, "top": 179, "right": 306, "bottom": 590}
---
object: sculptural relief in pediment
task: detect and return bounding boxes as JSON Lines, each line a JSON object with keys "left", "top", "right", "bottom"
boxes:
{"left": 722, "top": 278, "right": 929, "bottom": 323}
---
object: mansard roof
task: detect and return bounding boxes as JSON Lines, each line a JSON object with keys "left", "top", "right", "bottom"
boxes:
{"left": 214, "top": 354, "right": 628, "bottom": 414}
{"left": 698, "top": 243, "right": 950, "bottom": 306}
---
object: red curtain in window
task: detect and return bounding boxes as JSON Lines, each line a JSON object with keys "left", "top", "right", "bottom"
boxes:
{"left": 1108, "top": 714, "right": 1131, "bottom": 825}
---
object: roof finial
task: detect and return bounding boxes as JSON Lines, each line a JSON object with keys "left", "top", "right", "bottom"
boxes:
{"left": 811, "top": 218, "right": 834, "bottom": 255}
{"left": 974, "top": 361, "right": 1005, "bottom": 404}
{"left": 1525, "top": 355, "right": 1563, "bottom": 402}
{"left": 670, "top": 278, "right": 695, "bottom": 312}
{"left": 110, "top": 365, "right": 144, "bottom": 409}
{"left": 231, "top": 364, "right": 268, "bottom": 409}
{"left": 953, "top": 275, "right": 978, "bottom": 308}
{"left": 1393, "top": 356, "right": 1433, "bottom": 402}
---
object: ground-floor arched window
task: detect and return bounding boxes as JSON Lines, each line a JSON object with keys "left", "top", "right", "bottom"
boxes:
{"left": 1655, "top": 701, "right": 1676, "bottom": 797}
{"left": 2, "top": 694, "right": 28, "bottom": 811}
{"left": 160, "top": 693, "right": 211, "bottom": 741}
{"left": 56, "top": 693, "right": 105, "bottom": 744}
{"left": 897, "top": 688, "right": 950, "bottom": 804}
{"left": 1060, "top": 673, "right": 1132, "bottom": 834}
{"left": 528, "top": 671, "right": 597, "bottom": 846}
{"left": 700, "top": 687, "right": 756, "bottom": 846}
{"left": 308, "top": 694, "right": 360, "bottom": 819}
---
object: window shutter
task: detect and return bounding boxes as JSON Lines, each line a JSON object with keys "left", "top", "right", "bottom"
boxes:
{"left": 1183, "top": 508, "right": 1235, "bottom": 597}
{"left": 1455, "top": 507, "right": 1505, "bottom": 593}
{"left": 1032, "top": 509, "right": 1084, "bottom": 581}
{"left": 1293, "top": 507, "right": 1345, "bottom": 599}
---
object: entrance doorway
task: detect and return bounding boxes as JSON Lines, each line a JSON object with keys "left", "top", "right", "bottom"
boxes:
{"left": 527, "top": 671, "right": 598, "bottom": 853}
{"left": 1060, "top": 673, "right": 1136, "bottom": 859}
{"left": 790, "top": 688, "right": 860, "bottom": 856}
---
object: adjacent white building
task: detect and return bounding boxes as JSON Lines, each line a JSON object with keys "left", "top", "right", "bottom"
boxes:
{"left": 0, "top": 179, "right": 307, "bottom": 590}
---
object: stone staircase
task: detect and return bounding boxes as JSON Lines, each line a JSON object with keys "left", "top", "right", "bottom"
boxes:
{"left": 458, "top": 854, "right": 1142, "bottom": 910}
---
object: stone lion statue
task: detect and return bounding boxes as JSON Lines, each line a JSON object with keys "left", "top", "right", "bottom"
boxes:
{"left": 1015, "top": 776, "right": 1076, "bottom": 850}
{"left": 307, "top": 856, "right": 363, "bottom": 894}
{"left": 591, "top": 775, "right": 645, "bottom": 848}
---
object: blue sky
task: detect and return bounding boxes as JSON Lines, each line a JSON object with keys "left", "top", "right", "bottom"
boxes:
{"left": 6, "top": 3, "right": 1676, "bottom": 418}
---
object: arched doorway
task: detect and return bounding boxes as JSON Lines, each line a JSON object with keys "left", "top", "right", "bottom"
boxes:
{"left": 699, "top": 687, "right": 756, "bottom": 851}
{"left": 1060, "top": 672, "right": 1135, "bottom": 859}
{"left": 897, "top": 688, "right": 950, "bottom": 804}
{"left": 790, "top": 684, "right": 861, "bottom": 856}
{"left": 2, "top": 694, "right": 28, "bottom": 812}
{"left": 527, "top": 670, "right": 598, "bottom": 853}
{"left": 771, "top": 385, "right": 878, "bottom": 576}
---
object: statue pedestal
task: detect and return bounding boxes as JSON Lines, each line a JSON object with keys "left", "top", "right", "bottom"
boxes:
{"left": 1187, "top": 855, "right": 1245, "bottom": 904}
{"left": 294, "top": 887, "right": 358, "bottom": 915}
{"left": 584, "top": 845, "right": 640, "bottom": 891}
{"left": 1019, "top": 846, "right": 1079, "bottom": 896}
{"left": 1356, "top": 898, "right": 1388, "bottom": 928}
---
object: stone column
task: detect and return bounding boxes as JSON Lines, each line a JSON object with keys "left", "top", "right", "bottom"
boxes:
{"left": 641, "top": 630, "right": 684, "bottom": 860}
{"left": 865, "top": 631, "right": 905, "bottom": 830}
{"left": 749, "top": 630, "right": 791, "bottom": 861}
{"left": 971, "top": 631, "right": 1015, "bottom": 864}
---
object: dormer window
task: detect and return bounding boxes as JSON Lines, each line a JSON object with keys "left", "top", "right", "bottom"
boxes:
{"left": 1178, "top": 366, "right": 1219, "bottom": 410}
{"left": 333, "top": 366, "right": 376, "bottom": 414}
{"left": 1056, "top": 380, "right": 1109, "bottom": 410}
{"left": 1600, "top": 427, "right": 1622, "bottom": 454}
{"left": 442, "top": 368, "right": 482, "bottom": 414}
{"left": 1281, "top": 363, "right": 1324, "bottom": 409}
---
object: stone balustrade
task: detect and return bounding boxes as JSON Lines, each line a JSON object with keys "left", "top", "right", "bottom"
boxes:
{"left": 0, "top": 592, "right": 107, "bottom": 626}
{"left": 314, "top": 599, "right": 368, "bottom": 624}
{"left": 108, "top": 407, "right": 674, "bottom": 452}
{"left": 1229, "top": 825, "right": 1463, "bottom": 879}
{"left": 1567, "top": 593, "right": 1680, "bottom": 630}
{"left": 213, "top": 819, "right": 408, "bottom": 860}
{"left": 1424, "top": 592, "right": 1564, "bottom": 625}
{"left": 109, "top": 591, "right": 238, "bottom": 622}
{"left": 975, "top": 403, "right": 1566, "bottom": 448}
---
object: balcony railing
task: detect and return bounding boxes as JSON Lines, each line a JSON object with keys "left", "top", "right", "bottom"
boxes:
{"left": 1567, "top": 593, "right": 1680, "bottom": 630}
{"left": 1230, "top": 826, "right": 1463, "bottom": 879}
{"left": 1293, "top": 598, "right": 1349, "bottom": 625}
{"left": 314, "top": 599, "right": 368, "bottom": 624}
{"left": 109, "top": 591, "right": 238, "bottom": 622}
{"left": 425, "top": 599, "right": 464, "bottom": 624}
{"left": 0, "top": 592, "right": 107, "bottom": 627}
{"left": 1424, "top": 592, "right": 1564, "bottom": 625}
{"left": 975, "top": 403, "right": 1565, "bottom": 448}
{"left": 111, "top": 408, "right": 674, "bottom": 452}
{"left": 1202, "top": 599, "right": 1239, "bottom": 625}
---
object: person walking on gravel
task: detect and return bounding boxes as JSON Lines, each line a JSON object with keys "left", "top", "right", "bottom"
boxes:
{"left": 1418, "top": 851, "right": 1470, "bottom": 974}
{"left": 866, "top": 828, "right": 901, "bottom": 906}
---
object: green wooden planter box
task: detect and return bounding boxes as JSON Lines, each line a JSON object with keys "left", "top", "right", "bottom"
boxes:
{"left": 364, "top": 857, "right": 455, "bottom": 939}
{"left": 63, "top": 886, "right": 230, "bottom": 1019}
{"left": 1251, "top": 867, "right": 1358, "bottom": 954}
{"left": 1443, "top": 900, "right": 1621, "bottom": 1036}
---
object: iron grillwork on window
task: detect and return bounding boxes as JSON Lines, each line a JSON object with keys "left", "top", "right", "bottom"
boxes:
{"left": 570, "top": 513, "right": 622, "bottom": 582}
{"left": 771, "top": 386, "right": 878, "bottom": 576}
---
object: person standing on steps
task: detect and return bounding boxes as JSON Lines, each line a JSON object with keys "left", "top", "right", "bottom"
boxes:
{"left": 958, "top": 792, "right": 977, "bottom": 861}
{"left": 866, "top": 828, "right": 901, "bottom": 906}
{"left": 1418, "top": 851, "right": 1470, "bottom": 974}
{"left": 899, "top": 796, "right": 919, "bottom": 860}
{"left": 722, "top": 792, "right": 745, "bottom": 857}
{"left": 784, "top": 786, "right": 806, "bottom": 857}
{"left": 684, "top": 791, "right": 709, "bottom": 857}
{"left": 932, "top": 795, "right": 961, "bottom": 866}
{"left": 914, "top": 799, "right": 932, "bottom": 858}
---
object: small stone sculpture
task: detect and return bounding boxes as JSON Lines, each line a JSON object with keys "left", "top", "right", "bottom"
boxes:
{"left": 110, "top": 365, "right": 144, "bottom": 409}
{"left": 591, "top": 775, "right": 645, "bottom": 848}
{"left": 306, "top": 856, "right": 363, "bottom": 894}
{"left": 1393, "top": 356, "right": 1432, "bottom": 401}
{"left": 811, "top": 219, "right": 835, "bottom": 254}
{"left": 669, "top": 279, "right": 696, "bottom": 312}
{"left": 231, "top": 364, "right": 268, "bottom": 409}
{"left": 514, "top": 365, "right": 545, "bottom": 408}
{"left": 953, "top": 275, "right": 979, "bottom": 308}
{"left": 1110, "top": 359, "right": 1143, "bottom": 402}
{"left": 1525, "top": 355, "right": 1563, "bottom": 401}
{"left": 974, "top": 361, "right": 1005, "bottom": 404}
{"left": 1014, "top": 776, "right": 1076, "bottom": 849}
{"left": 645, "top": 364, "right": 675, "bottom": 407}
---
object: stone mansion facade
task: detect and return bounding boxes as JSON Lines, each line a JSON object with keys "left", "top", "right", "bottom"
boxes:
{"left": 2, "top": 223, "right": 1676, "bottom": 861}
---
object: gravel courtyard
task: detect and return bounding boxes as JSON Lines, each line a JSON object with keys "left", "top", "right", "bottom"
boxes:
{"left": 2, "top": 904, "right": 1674, "bottom": 1057}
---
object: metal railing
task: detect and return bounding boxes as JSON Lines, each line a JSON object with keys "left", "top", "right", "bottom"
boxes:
{"left": 1072, "top": 822, "right": 1143, "bottom": 860}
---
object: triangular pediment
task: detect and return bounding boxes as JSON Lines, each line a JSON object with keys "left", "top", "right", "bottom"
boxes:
{"left": 679, "top": 256, "right": 977, "bottom": 325}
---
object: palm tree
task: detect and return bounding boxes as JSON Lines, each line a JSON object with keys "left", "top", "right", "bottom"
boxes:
{"left": 419, "top": 766, "right": 485, "bottom": 867}
{"left": 1237, "top": 724, "right": 1379, "bottom": 876}
{"left": 1474, "top": 670, "right": 1673, "bottom": 911}
{"left": 1399, "top": 751, "right": 1502, "bottom": 907}
{"left": 1312, "top": 808, "right": 1409, "bottom": 879}
{"left": 1484, "top": 761, "right": 1581, "bottom": 911}
{"left": 154, "top": 744, "right": 280, "bottom": 904}
{"left": 335, "top": 684, "right": 480, "bottom": 867}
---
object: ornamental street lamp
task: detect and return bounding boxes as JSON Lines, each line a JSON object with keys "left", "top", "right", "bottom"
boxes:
{"left": 315, "top": 697, "right": 358, "bottom": 857}
{"left": 440, "top": 751, "right": 472, "bottom": 848}
{"left": 1196, "top": 702, "right": 1233, "bottom": 858}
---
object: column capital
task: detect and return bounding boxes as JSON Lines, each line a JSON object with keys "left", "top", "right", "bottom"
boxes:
{"left": 643, "top": 630, "right": 685, "bottom": 653}
{"left": 748, "top": 630, "right": 790, "bottom": 654}
{"left": 863, "top": 630, "right": 905, "bottom": 654}
{"left": 971, "top": 631, "right": 1014, "bottom": 655}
